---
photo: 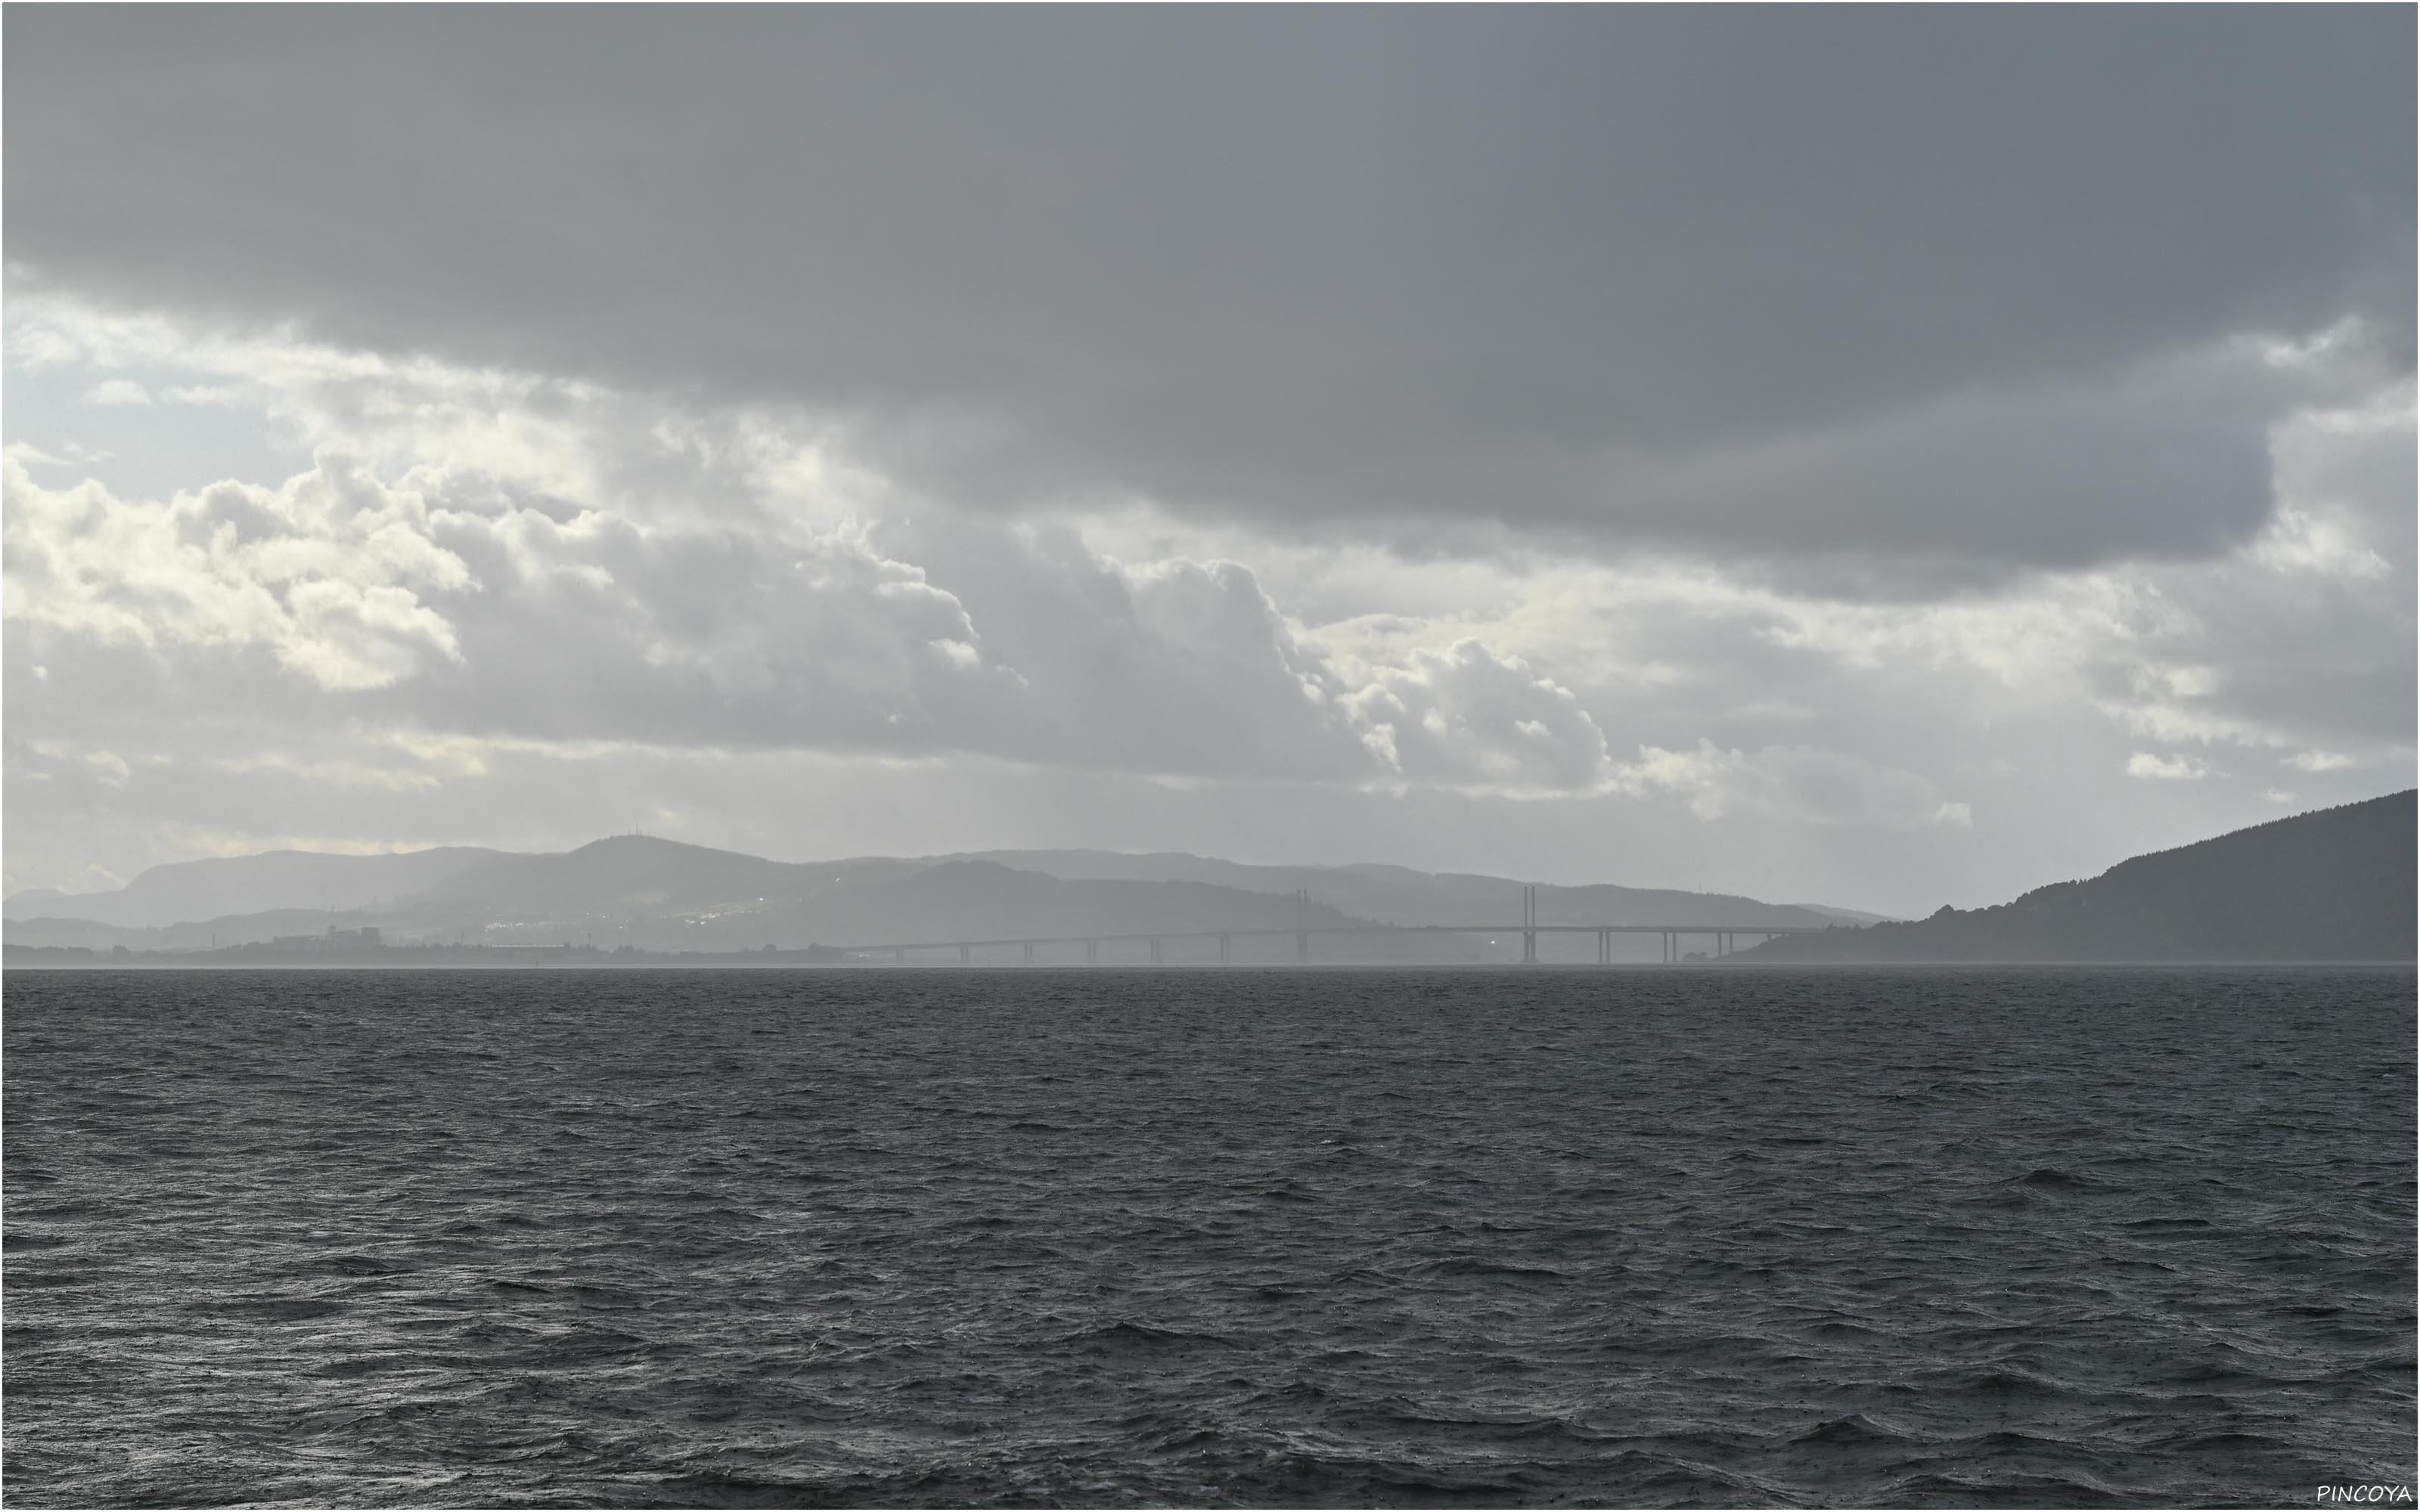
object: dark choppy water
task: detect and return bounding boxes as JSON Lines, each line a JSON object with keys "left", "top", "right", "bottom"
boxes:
{"left": 5, "top": 968, "right": 2412, "bottom": 1507}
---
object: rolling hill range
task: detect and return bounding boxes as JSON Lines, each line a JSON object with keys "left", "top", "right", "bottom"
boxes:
{"left": 1, "top": 846, "right": 498, "bottom": 930}
{"left": 5, "top": 837, "right": 1856, "bottom": 959}
{"left": 1743, "top": 791, "right": 2416, "bottom": 963}
{"left": 14, "top": 795, "right": 2406, "bottom": 963}
{"left": 954, "top": 850, "right": 1891, "bottom": 931}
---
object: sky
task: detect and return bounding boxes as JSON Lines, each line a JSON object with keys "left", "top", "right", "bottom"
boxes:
{"left": 2, "top": 8, "right": 2412, "bottom": 918}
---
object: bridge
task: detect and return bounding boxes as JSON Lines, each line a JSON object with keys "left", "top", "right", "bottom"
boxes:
{"left": 830, "top": 885, "right": 1843, "bottom": 965}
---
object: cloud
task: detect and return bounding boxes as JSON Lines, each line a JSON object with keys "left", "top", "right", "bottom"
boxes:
{"left": 1, "top": 431, "right": 1624, "bottom": 798}
{"left": 2, "top": 450, "right": 469, "bottom": 691}
{"left": 2127, "top": 751, "right": 2213, "bottom": 781}
{"left": 1342, "top": 640, "right": 1612, "bottom": 794}
{"left": 26, "top": 739, "right": 132, "bottom": 789}
{"left": 82, "top": 378, "right": 151, "bottom": 406}
{"left": 5, "top": 8, "right": 2408, "bottom": 575}
{"left": 11, "top": 327, "right": 82, "bottom": 368}
{"left": 2286, "top": 749, "right": 2354, "bottom": 772}
{"left": 0, "top": 277, "right": 2405, "bottom": 909}
{"left": 1616, "top": 742, "right": 1972, "bottom": 828}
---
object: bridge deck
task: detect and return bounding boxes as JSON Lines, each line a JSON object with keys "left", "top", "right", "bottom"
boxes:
{"left": 830, "top": 922, "right": 1839, "bottom": 955}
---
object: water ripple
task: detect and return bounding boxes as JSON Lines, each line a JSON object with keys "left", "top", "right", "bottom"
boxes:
{"left": 5, "top": 966, "right": 2412, "bottom": 1506}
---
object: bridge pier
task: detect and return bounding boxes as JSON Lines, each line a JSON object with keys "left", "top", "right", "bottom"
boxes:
{"left": 958, "top": 943, "right": 970, "bottom": 964}
{"left": 1086, "top": 940, "right": 1097, "bottom": 965}
{"left": 895, "top": 947, "right": 906, "bottom": 965}
{"left": 1023, "top": 941, "right": 1034, "bottom": 965}
{"left": 1219, "top": 934, "right": 1230, "bottom": 964}
{"left": 1149, "top": 937, "right": 1163, "bottom": 965}
{"left": 1295, "top": 931, "right": 1308, "bottom": 962}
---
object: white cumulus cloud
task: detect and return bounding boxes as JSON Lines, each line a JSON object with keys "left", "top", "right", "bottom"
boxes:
{"left": 82, "top": 378, "right": 151, "bottom": 406}
{"left": 2127, "top": 751, "right": 2214, "bottom": 781}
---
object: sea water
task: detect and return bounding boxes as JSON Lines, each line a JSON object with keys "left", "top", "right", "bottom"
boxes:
{"left": 5, "top": 967, "right": 2412, "bottom": 1506}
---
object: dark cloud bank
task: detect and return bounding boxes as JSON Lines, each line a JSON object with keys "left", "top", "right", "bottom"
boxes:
{"left": 8, "top": 7, "right": 2410, "bottom": 575}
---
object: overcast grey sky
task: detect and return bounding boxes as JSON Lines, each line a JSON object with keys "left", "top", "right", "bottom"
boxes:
{"left": 4, "top": 7, "right": 2412, "bottom": 916}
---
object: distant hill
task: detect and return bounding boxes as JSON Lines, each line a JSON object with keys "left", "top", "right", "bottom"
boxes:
{"left": 4, "top": 835, "right": 1859, "bottom": 962}
{"left": 0, "top": 909, "right": 385, "bottom": 954}
{"left": 1745, "top": 792, "right": 2416, "bottom": 963}
{"left": 1787, "top": 903, "right": 1900, "bottom": 927}
{"left": 954, "top": 850, "right": 1843, "bottom": 931}
{"left": 3, "top": 847, "right": 498, "bottom": 928}
{"left": 395, "top": 836, "right": 874, "bottom": 924}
